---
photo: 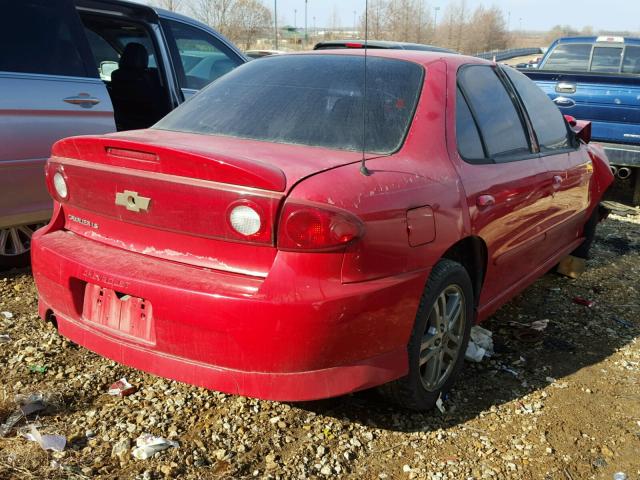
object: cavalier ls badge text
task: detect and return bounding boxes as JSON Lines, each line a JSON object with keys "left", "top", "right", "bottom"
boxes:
{"left": 68, "top": 214, "right": 99, "bottom": 229}
{"left": 115, "top": 190, "right": 151, "bottom": 213}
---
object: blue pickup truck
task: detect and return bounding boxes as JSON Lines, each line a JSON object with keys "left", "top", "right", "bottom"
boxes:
{"left": 522, "top": 36, "right": 640, "bottom": 205}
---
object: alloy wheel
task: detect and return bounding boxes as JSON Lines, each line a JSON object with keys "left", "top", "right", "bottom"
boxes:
{"left": 419, "top": 285, "right": 466, "bottom": 391}
{"left": 0, "top": 224, "right": 40, "bottom": 257}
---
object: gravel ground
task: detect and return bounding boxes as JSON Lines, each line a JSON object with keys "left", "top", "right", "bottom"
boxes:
{"left": 0, "top": 211, "right": 638, "bottom": 480}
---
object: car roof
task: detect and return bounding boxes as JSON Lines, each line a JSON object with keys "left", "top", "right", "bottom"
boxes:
{"left": 314, "top": 39, "right": 456, "bottom": 53}
{"left": 554, "top": 36, "right": 640, "bottom": 46}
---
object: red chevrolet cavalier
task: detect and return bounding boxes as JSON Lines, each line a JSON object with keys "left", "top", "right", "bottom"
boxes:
{"left": 32, "top": 50, "right": 613, "bottom": 410}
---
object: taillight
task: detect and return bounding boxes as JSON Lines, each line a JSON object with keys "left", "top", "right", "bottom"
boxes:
{"left": 277, "top": 202, "right": 364, "bottom": 251}
{"left": 46, "top": 161, "right": 69, "bottom": 202}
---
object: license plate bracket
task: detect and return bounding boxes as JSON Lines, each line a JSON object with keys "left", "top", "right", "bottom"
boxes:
{"left": 82, "top": 283, "right": 155, "bottom": 344}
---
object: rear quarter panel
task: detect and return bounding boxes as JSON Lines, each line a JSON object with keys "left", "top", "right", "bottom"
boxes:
{"left": 285, "top": 59, "right": 467, "bottom": 283}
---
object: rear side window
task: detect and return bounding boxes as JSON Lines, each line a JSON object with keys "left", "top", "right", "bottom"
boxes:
{"left": 591, "top": 46, "right": 623, "bottom": 73}
{"left": 0, "top": 0, "right": 93, "bottom": 77}
{"left": 156, "top": 55, "right": 424, "bottom": 154}
{"left": 458, "top": 66, "right": 530, "bottom": 160}
{"left": 503, "top": 67, "right": 570, "bottom": 152}
{"left": 542, "top": 44, "right": 592, "bottom": 72}
{"left": 622, "top": 45, "right": 640, "bottom": 73}
{"left": 455, "top": 88, "right": 485, "bottom": 162}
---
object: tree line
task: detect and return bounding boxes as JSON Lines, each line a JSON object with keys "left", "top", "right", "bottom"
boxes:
{"left": 155, "top": 0, "right": 625, "bottom": 55}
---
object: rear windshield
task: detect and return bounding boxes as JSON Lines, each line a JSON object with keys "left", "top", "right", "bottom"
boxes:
{"left": 542, "top": 43, "right": 592, "bottom": 71}
{"left": 155, "top": 55, "right": 424, "bottom": 153}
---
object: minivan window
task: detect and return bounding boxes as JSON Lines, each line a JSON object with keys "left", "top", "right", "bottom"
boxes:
{"left": 503, "top": 67, "right": 570, "bottom": 152}
{"left": 542, "top": 43, "right": 592, "bottom": 72}
{"left": 0, "top": 0, "right": 92, "bottom": 77}
{"left": 156, "top": 55, "right": 424, "bottom": 154}
{"left": 591, "top": 46, "right": 623, "bottom": 73}
{"left": 458, "top": 66, "right": 530, "bottom": 160}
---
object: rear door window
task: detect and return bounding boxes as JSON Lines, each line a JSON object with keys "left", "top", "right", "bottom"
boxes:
{"left": 155, "top": 55, "right": 424, "bottom": 154}
{"left": 0, "top": 0, "right": 95, "bottom": 77}
{"left": 591, "top": 46, "right": 623, "bottom": 73}
{"left": 456, "top": 88, "right": 485, "bottom": 162}
{"left": 622, "top": 45, "right": 640, "bottom": 73}
{"left": 458, "top": 66, "right": 530, "bottom": 161}
{"left": 542, "top": 44, "right": 592, "bottom": 72}
{"left": 503, "top": 67, "right": 570, "bottom": 152}
{"left": 161, "top": 19, "right": 242, "bottom": 90}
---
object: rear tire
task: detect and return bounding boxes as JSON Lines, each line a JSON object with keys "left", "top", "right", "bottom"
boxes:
{"left": 380, "top": 259, "right": 473, "bottom": 411}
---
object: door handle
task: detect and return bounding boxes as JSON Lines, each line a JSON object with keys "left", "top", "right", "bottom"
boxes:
{"left": 476, "top": 194, "right": 496, "bottom": 209}
{"left": 552, "top": 175, "right": 563, "bottom": 189}
{"left": 555, "top": 82, "right": 576, "bottom": 94}
{"left": 63, "top": 93, "right": 100, "bottom": 108}
{"left": 553, "top": 96, "right": 576, "bottom": 107}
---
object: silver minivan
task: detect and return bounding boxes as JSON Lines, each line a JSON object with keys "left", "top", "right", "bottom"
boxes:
{"left": 0, "top": 0, "right": 246, "bottom": 268}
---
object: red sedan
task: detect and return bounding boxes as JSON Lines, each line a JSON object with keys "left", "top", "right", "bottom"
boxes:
{"left": 32, "top": 50, "right": 613, "bottom": 410}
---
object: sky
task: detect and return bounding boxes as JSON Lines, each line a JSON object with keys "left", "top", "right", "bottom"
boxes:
{"left": 269, "top": 0, "right": 634, "bottom": 32}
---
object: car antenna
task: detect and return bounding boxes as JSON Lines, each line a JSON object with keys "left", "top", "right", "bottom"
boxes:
{"left": 359, "top": 0, "right": 371, "bottom": 176}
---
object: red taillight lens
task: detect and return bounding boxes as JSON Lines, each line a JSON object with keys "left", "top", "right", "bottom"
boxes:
{"left": 278, "top": 202, "right": 363, "bottom": 251}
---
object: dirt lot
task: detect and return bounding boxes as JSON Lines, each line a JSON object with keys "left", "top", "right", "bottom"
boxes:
{"left": 0, "top": 211, "right": 638, "bottom": 480}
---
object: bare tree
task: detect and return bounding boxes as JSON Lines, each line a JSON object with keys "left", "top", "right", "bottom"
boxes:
{"left": 229, "top": 0, "right": 272, "bottom": 50}
{"left": 190, "top": 0, "right": 272, "bottom": 50}
{"left": 153, "top": 0, "right": 183, "bottom": 11}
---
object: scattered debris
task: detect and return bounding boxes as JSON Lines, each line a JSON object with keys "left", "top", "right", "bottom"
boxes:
{"left": 557, "top": 255, "right": 586, "bottom": 279}
{"left": 0, "top": 311, "right": 13, "bottom": 320}
{"left": 0, "top": 393, "right": 50, "bottom": 437}
{"left": 573, "top": 297, "right": 595, "bottom": 308}
{"left": 435, "top": 394, "right": 446, "bottom": 414}
{"left": 20, "top": 424, "right": 66, "bottom": 452}
{"left": 499, "top": 365, "right": 519, "bottom": 377}
{"left": 613, "top": 473, "right": 628, "bottom": 480}
{"left": 465, "top": 326, "right": 494, "bottom": 362}
{"left": 108, "top": 377, "right": 137, "bottom": 397}
{"left": 132, "top": 433, "right": 179, "bottom": 460}
{"left": 29, "top": 365, "right": 48, "bottom": 374}
{"left": 612, "top": 317, "right": 634, "bottom": 329}
{"left": 530, "top": 319, "right": 550, "bottom": 331}
{"left": 0, "top": 334, "right": 10, "bottom": 343}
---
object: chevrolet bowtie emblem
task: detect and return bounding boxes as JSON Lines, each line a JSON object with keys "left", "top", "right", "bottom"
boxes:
{"left": 115, "top": 190, "right": 151, "bottom": 212}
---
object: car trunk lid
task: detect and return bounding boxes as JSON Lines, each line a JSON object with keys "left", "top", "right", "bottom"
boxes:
{"left": 48, "top": 129, "right": 366, "bottom": 276}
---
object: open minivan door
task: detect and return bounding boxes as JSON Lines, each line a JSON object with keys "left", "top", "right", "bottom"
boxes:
{"left": 0, "top": 0, "right": 115, "bottom": 268}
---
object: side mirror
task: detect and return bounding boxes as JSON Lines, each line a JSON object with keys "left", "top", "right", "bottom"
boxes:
{"left": 573, "top": 120, "right": 592, "bottom": 144}
{"left": 99, "top": 61, "right": 119, "bottom": 81}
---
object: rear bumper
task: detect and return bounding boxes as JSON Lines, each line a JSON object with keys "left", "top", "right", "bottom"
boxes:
{"left": 32, "top": 229, "right": 426, "bottom": 401}
{"left": 598, "top": 142, "right": 640, "bottom": 168}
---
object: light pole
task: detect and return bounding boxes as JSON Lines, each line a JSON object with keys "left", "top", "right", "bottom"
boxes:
{"left": 313, "top": 16, "right": 316, "bottom": 38}
{"left": 353, "top": 10, "right": 357, "bottom": 38}
{"left": 507, "top": 11, "right": 511, "bottom": 32}
{"left": 294, "top": 9, "right": 297, "bottom": 46}
{"left": 434, "top": 6, "right": 440, "bottom": 31}
{"left": 273, "top": 1, "right": 278, "bottom": 49}
{"left": 304, "top": 0, "right": 308, "bottom": 47}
